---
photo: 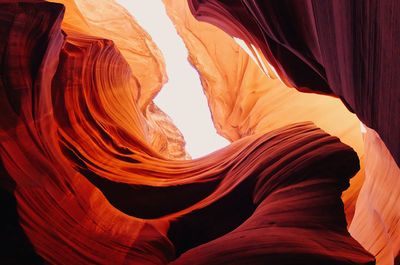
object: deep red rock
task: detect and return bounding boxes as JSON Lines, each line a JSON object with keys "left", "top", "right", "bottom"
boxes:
{"left": 188, "top": 0, "right": 400, "bottom": 168}
{"left": 0, "top": 1, "right": 380, "bottom": 264}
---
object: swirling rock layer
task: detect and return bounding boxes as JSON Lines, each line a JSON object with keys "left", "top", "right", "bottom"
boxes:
{"left": 188, "top": 0, "right": 400, "bottom": 167}
{"left": 188, "top": 1, "right": 400, "bottom": 264}
{"left": 0, "top": 1, "right": 380, "bottom": 265}
{"left": 164, "top": 0, "right": 365, "bottom": 224}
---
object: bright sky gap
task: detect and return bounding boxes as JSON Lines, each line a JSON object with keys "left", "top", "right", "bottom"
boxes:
{"left": 117, "top": 0, "right": 230, "bottom": 158}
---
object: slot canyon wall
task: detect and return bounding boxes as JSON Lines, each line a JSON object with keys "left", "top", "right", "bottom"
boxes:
{"left": 0, "top": 0, "right": 398, "bottom": 264}
{"left": 187, "top": 1, "right": 400, "bottom": 264}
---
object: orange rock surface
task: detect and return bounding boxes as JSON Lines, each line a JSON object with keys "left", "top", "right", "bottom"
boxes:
{"left": 186, "top": 1, "right": 400, "bottom": 264}
{"left": 350, "top": 127, "right": 400, "bottom": 265}
{"left": 163, "top": 0, "right": 364, "bottom": 224}
{"left": 0, "top": 0, "right": 398, "bottom": 264}
{"left": 50, "top": 0, "right": 189, "bottom": 160}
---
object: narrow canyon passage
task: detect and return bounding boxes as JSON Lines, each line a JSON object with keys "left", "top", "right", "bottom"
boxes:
{"left": 117, "top": 0, "right": 229, "bottom": 158}
{"left": 0, "top": 1, "right": 399, "bottom": 265}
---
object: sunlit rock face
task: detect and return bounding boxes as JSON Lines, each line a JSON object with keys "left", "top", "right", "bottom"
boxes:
{"left": 51, "top": 0, "right": 189, "bottom": 160}
{"left": 188, "top": 1, "right": 400, "bottom": 265}
{"left": 187, "top": 0, "right": 400, "bottom": 167}
{"left": 350, "top": 127, "right": 400, "bottom": 265}
{"left": 0, "top": 0, "right": 394, "bottom": 264}
{"left": 164, "top": 0, "right": 365, "bottom": 225}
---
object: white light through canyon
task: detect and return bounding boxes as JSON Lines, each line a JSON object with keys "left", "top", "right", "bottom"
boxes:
{"left": 117, "top": 0, "right": 230, "bottom": 158}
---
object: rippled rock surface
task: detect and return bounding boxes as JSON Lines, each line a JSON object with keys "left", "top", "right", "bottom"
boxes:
{"left": 188, "top": 1, "right": 400, "bottom": 264}
{"left": 0, "top": 1, "right": 394, "bottom": 264}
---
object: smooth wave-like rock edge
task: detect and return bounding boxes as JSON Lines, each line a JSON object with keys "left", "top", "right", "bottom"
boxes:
{"left": 4, "top": 1, "right": 399, "bottom": 264}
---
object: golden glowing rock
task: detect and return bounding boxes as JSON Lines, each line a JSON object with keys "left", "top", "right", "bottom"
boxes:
{"left": 50, "top": 0, "right": 189, "bottom": 160}
{"left": 2, "top": 0, "right": 398, "bottom": 264}
{"left": 163, "top": 0, "right": 365, "bottom": 223}
{"left": 350, "top": 127, "right": 400, "bottom": 265}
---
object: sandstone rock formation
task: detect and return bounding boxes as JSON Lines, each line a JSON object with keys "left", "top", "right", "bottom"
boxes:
{"left": 188, "top": 1, "right": 400, "bottom": 264}
{"left": 188, "top": 0, "right": 400, "bottom": 167}
{"left": 164, "top": 0, "right": 365, "bottom": 224}
{"left": 0, "top": 0, "right": 397, "bottom": 264}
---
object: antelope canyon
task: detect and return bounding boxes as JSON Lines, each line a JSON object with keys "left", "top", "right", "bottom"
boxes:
{"left": 0, "top": 1, "right": 398, "bottom": 265}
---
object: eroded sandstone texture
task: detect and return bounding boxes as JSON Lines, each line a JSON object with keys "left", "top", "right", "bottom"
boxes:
{"left": 163, "top": 0, "right": 365, "bottom": 225}
{"left": 188, "top": 1, "right": 400, "bottom": 264}
{"left": 0, "top": 0, "right": 397, "bottom": 264}
{"left": 187, "top": 0, "right": 400, "bottom": 166}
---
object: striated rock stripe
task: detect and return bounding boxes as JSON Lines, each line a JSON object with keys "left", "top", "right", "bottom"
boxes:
{"left": 0, "top": 1, "right": 376, "bottom": 264}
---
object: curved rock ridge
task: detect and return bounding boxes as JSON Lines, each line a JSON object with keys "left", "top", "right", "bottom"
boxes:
{"left": 0, "top": 1, "right": 376, "bottom": 265}
{"left": 112, "top": 122, "right": 373, "bottom": 265}
{"left": 186, "top": 1, "right": 400, "bottom": 265}
{"left": 188, "top": 0, "right": 400, "bottom": 169}
{"left": 50, "top": 0, "right": 189, "bottom": 160}
{"left": 50, "top": 0, "right": 167, "bottom": 110}
{"left": 163, "top": 0, "right": 365, "bottom": 224}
